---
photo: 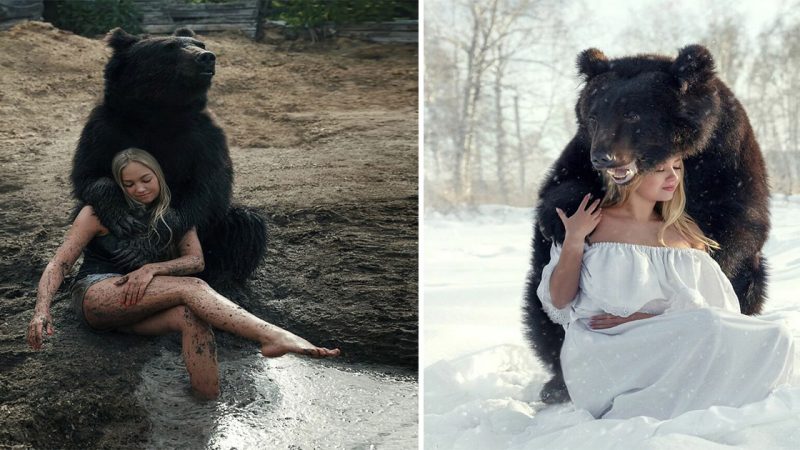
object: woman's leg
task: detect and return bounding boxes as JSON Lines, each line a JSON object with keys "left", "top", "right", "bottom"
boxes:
{"left": 83, "top": 276, "right": 340, "bottom": 358}
{"left": 118, "top": 306, "right": 220, "bottom": 400}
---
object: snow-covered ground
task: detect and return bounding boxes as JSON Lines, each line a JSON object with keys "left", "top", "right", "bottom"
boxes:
{"left": 423, "top": 196, "right": 800, "bottom": 449}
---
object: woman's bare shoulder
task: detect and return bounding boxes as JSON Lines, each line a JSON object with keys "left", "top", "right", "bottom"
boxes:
{"left": 75, "top": 205, "right": 110, "bottom": 235}
{"left": 686, "top": 220, "right": 707, "bottom": 246}
{"left": 685, "top": 220, "right": 705, "bottom": 236}
{"left": 587, "top": 210, "right": 624, "bottom": 243}
{"left": 669, "top": 220, "right": 706, "bottom": 250}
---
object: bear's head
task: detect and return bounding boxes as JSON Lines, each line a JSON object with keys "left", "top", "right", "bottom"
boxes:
{"left": 576, "top": 45, "right": 721, "bottom": 185}
{"left": 103, "top": 27, "right": 216, "bottom": 111}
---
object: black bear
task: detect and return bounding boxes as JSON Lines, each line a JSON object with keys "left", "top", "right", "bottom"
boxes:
{"left": 71, "top": 27, "right": 267, "bottom": 282}
{"left": 523, "top": 45, "right": 770, "bottom": 403}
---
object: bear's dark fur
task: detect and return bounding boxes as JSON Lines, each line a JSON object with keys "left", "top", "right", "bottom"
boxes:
{"left": 523, "top": 45, "right": 770, "bottom": 403}
{"left": 71, "top": 27, "right": 267, "bottom": 282}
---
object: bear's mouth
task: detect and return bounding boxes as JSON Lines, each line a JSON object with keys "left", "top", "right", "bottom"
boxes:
{"left": 606, "top": 160, "right": 638, "bottom": 185}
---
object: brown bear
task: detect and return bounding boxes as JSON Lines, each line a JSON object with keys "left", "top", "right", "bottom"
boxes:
{"left": 523, "top": 45, "right": 770, "bottom": 404}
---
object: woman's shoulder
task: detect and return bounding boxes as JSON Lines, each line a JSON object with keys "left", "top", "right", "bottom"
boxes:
{"left": 75, "top": 205, "right": 110, "bottom": 235}
{"left": 668, "top": 220, "right": 707, "bottom": 251}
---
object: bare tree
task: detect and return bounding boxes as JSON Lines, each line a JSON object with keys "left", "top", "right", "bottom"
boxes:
{"left": 703, "top": 14, "right": 750, "bottom": 89}
{"left": 747, "top": 5, "right": 800, "bottom": 193}
{"left": 425, "top": 0, "right": 577, "bottom": 207}
{"left": 453, "top": 0, "right": 511, "bottom": 200}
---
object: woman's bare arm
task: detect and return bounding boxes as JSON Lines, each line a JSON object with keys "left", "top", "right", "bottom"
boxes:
{"left": 550, "top": 193, "right": 602, "bottom": 309}
{"left": 589, "top": 312, "right": 656, "bottom": 329}
{"left": 549, "top": 237, "right": 586, "bottom": 309}
{"left": 28, "top": 206, "right": 104, "bottom": 349}
{"left": 145, "top": 227, "right": 204, "bottom": 276}
{"left": 115, "top": 227, "right": 206, "bottom": 307}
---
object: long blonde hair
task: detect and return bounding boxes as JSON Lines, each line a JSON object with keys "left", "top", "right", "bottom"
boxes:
{"left": 600, "top": 164, "right": 720, "bottom": 252}
{"left": 111, "top": 148, "right": 173, "bottom": 247}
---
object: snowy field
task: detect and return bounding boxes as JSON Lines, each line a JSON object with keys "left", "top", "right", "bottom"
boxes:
{"left": 423, "top": 195, "right": 800, "bottom": 449}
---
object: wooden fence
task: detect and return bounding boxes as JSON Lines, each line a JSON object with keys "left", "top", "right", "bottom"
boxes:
{"left": 1, "top": 0, "right": 417, "bottom": 43}
{"left": 0, "top": 0, "right": 43, "bottom": 29}
{"left": 134, "top": 0, "right": 262, "bottom": 38}
{"left": 337, "top": 19, "right": 417, "bottom": 43}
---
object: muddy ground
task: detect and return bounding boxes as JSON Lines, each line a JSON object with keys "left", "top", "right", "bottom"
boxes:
{"left": 0, "top": 22, "right": 417, "bottom": 448}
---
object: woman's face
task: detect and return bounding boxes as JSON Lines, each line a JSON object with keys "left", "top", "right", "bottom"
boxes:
{"left": 634, "top": 156, "right": 682, "bottom": 202}
{"left": 121, "top": 161, "right": 160, "bottom": 205}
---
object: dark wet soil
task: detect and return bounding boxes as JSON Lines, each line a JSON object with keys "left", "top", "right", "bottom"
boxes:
{"left": 0, "top": 21, "right": 417, "bottom": 448}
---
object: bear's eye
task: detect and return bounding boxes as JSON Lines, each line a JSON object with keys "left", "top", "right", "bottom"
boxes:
{"left": 623, "top": 112, "right": 640, "bottom": 123}
{"left": 194, "top": 41, "right": 206, "bottom": 49}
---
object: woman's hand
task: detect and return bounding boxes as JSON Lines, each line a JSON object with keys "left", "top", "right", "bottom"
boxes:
{"left": 556, "top": 193, "right": 602, "bottom": 243}
{"left": 115, "top": 265, "right": 156, "bottom": 307}
{"left": 27, "top": 309, "right": 54, "bottom": 350}
{"left": 589, "top": 312, "right": 655, "bottom": 329}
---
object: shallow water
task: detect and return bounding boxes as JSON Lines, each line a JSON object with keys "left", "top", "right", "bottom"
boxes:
{"left": 135, "top": 347, "right": 418, "bottom": 449}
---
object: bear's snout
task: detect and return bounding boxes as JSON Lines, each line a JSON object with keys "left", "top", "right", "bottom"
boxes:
{"left": 196, "top": 51, "right": 216, "bottom": 75}
{"left": 591, "top": 151, "right": 616, "bottom": 168}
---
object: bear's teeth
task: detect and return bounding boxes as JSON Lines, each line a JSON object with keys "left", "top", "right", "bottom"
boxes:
{"left": 604, "top": 161, "right": 638, "bottom": 184}
{"left": 607, "top": 168, "right": 635, "bottom": 184}
{"left": 614, "top": 168, "right": 629, "bottom": 178}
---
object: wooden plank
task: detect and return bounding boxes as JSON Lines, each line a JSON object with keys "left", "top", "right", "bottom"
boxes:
{"left": 338, "top": 30, "right": 418, "bottom": 44}
{"left": 168, "top": 9, "right": 256, "bottom": 20}
{"left": 369, "top": 37, "right": 417, "bottom": 44}
{"left": 340, "top": 25, "right": 418, "bottom": 32}
{"left": 133, "top": 0, "right": 164, "bottom": 10}
{"left": 141, "top": 12, "right": 172, "bottom": 21}
{"left": 170, "top": 1, "right": 256, "bottom": 9}
{"left": 339, "top": 21, "right": 419, "bottom": 32}
{"left": 172, "top": 18, "right": 255, "bottom": 25}
{"left": 0, "top": 0, "right": 42, "bottom": 21}
{"left": 143, "top": 23, "right": 256, "bottom": 34}
{"left": 132, "top": 0, "right": 260, "bottom": 40}
{"left": 169, "top": 4, "right": 257, "bottom": 13}
{"left": 0, "top": 4, "right": 43, "bottom": 17}
{"left": 3, "top": 0, "right": 41, "bottom": 6}
{"left": 336, "top": 20, "right": 418, "bottom": 43}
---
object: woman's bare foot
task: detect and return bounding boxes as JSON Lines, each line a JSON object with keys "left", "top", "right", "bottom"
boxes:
{"left": 260, "top": 328, "right": 341, "bottom": 358}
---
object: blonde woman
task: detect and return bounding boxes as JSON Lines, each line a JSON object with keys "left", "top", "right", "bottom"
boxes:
{"left": 539, "top": 155, "right": 794, "bottom": 419}
{"left": 27, "top": 148, "right": 339, "bottom": 400}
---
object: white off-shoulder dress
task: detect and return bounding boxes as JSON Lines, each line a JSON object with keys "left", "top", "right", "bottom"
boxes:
{"left": 537, "top": 242, "right": 795, "bottom": 420}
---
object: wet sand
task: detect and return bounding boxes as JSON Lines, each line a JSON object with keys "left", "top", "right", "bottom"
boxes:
{"left": 0, "top": 22, "right": 417, "bottom": 448}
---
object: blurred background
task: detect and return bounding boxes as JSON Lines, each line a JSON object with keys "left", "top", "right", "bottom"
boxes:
{"left": 424, "top": 0, "right": 800, "bottom": 209}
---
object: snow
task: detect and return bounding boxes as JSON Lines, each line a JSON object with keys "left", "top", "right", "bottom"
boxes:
{"left": 423, "top": 198, "right": 800, "bottom": 449}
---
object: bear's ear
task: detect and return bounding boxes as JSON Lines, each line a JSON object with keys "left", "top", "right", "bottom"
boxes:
{"left": 174, "top": 27, "right": 196, "bottom": 38}
{"left": 577, "top": 48, "right": 610, "bottom": 80}
{"left": 106, "top": 27, "right": 139, "bottom": 52}
{"left": 671, "top": 44, "right": 716, "bottom": 92}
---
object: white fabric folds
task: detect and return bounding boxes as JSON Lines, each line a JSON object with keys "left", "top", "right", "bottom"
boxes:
{"left": 536, "top": 241, "right": 794, "bottom": 420}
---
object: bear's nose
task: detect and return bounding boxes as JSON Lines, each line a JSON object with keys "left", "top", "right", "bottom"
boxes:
{"left": 591, "top": 152, "right": 616, "bottom": 168}
{"left": 196, "top": 51, "right": 216, "bottom": 68}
